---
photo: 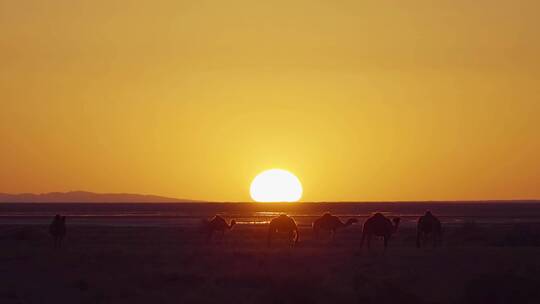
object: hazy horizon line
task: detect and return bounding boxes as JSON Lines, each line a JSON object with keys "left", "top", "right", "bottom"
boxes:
{"left": 0, "top": 190, "right": 539, "bottom": 204}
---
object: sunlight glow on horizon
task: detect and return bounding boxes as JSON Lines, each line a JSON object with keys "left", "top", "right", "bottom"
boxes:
{"left": 250, "top": 169, "right": 303, "bottom": 203}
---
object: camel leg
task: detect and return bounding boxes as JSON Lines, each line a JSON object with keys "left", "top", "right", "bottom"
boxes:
{"left": 206, "top": 230, "right": 213, "bottom": 242}
{"left": 416, "top": 232, "right": 422, "bottom": 248}
{"left": 360, "top": 232, "right": 366, "bottom": 248}
{"left": 383, "top": 236, "right": 388, "bottom": 249}
{"left": 331, "top": 229, "right": 336, "bottom": 242}
{"left": 288, "top": 231, "right": 295, "bottom": 247}
{"left": 367, "top": 234, "right": 372, "bottom": 249}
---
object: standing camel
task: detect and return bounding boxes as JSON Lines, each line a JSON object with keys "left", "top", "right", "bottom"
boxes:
{"left": 416, "top": 211, "right": 442, "bottom": 248}
{"left": 202, "top": 215, "right": 236, "bottom": 241}
{"left": 360, "top": 213, "right": 400, "bottom": 249}
{"left": 312, "top": 212, "right": 358, "bottom": 241}
{"left": 49, "top": 214, "right": 66, "bottom": 248}
{"left": 267, "top": 214, "right": 299, "bottom": 247}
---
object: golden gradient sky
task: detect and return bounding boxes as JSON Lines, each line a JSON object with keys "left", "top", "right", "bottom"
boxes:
{"left": 1, "top": 0, "right": 539, "bottom": 201}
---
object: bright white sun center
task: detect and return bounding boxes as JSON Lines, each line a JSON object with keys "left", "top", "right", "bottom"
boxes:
{"left": 250, "top": 169, "right": 303, "bottom": 202}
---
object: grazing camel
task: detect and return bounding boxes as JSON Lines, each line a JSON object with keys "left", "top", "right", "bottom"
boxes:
{"left": 202, "top": 215, "right": 236, "bottom": 241}
{"left": 360, "top": 213, "right": 400, "bottom": 249}
{"left": 312, "top": 212, "right": 358, "bottom": 240}
{"left": 49, "top": 214, "right": 66, "bottom": 248}
{"left": 267, "top": 214, "right": 299, "bottom": 247}
{"left": 416, "top": 211, "right": 442, "bottom": 248}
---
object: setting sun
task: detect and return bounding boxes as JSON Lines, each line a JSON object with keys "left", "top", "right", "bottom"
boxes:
{"left": 250, "top": 169, "right": 303, "bottom": 203}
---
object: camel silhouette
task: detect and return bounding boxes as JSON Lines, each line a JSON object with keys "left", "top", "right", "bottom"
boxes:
{"left": 416, "top": 211, "right": 442, "bottom": 248}
{"left": 49, "top": 214, "right": 66, "bottom": 248}
{"left": 360, "top": 213, "right": 400, "bottom": 249}
{"left": 202, "top": 215, "right": 236, "bottom": 241}
{"left": 313, "top": 212, "right": 358, "bottom": 240}
{"left": 267, "top": 214, "right": 299, "bottom": 247}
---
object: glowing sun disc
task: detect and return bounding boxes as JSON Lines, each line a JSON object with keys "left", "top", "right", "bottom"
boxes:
{"left": 250, "top": 169, "right": 303, "bottom": 202}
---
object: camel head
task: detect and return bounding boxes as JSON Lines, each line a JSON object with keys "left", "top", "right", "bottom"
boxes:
{"left": 345, "top": 218, "right": 358, "bottom": 226}
{"left": 199, "top": 218, "right": 211, "bottom": 232}
{"left": 392, "top": 217, "right": 401, "bottom": 233}
{"left": 229, "top": 220, "right": 237, "bottom": 229}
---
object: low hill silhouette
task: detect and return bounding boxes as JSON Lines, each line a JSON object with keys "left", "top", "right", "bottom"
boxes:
{"left": 0, "top": 191, "right": 198, "bottom": 203}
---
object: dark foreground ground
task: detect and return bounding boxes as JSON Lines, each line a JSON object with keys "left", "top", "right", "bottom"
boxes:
{"left": 1, "top": 222, "right": 540, "bottom": 304}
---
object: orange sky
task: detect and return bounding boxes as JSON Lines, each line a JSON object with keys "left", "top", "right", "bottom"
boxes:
{"left": 1, "top": 0, "right": 539, "bottom": 201}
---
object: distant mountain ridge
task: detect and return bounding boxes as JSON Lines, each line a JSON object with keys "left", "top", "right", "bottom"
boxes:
{"left": 0, "top": 191, "right": 198, "bottom": 203}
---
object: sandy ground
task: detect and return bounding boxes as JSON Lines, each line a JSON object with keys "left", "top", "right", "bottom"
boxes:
{"left": 1, "top": 222, "right": 540, "bottom": 304}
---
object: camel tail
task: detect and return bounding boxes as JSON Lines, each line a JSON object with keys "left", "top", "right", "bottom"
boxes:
{"left": 392, "top": 217, "right": 401, "bottom": 233}
{"left": 360, "top": 223, "right": 368, "bottom": 248}
{"left": 312, "top": 222, "right": 319, "bottom": 238}
{"left": 437, "top": 221, "right": 443, "bottom": 235}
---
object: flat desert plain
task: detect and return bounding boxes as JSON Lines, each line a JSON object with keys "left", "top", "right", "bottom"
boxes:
{"left": 1, "top": 222, "right": 540, "bottom": 304}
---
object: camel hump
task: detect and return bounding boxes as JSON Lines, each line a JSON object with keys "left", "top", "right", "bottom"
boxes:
{"left": 49, "top": 214, "right": 63, "bottom": 236}
{"left": 322, "top": 212, "right": 332, "bottom": 218}
{"left": 420, "top": 211, "right": 438, "bottom": 223}
{"left": 270, "top": 214, "right": 296, "bottom": 230}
